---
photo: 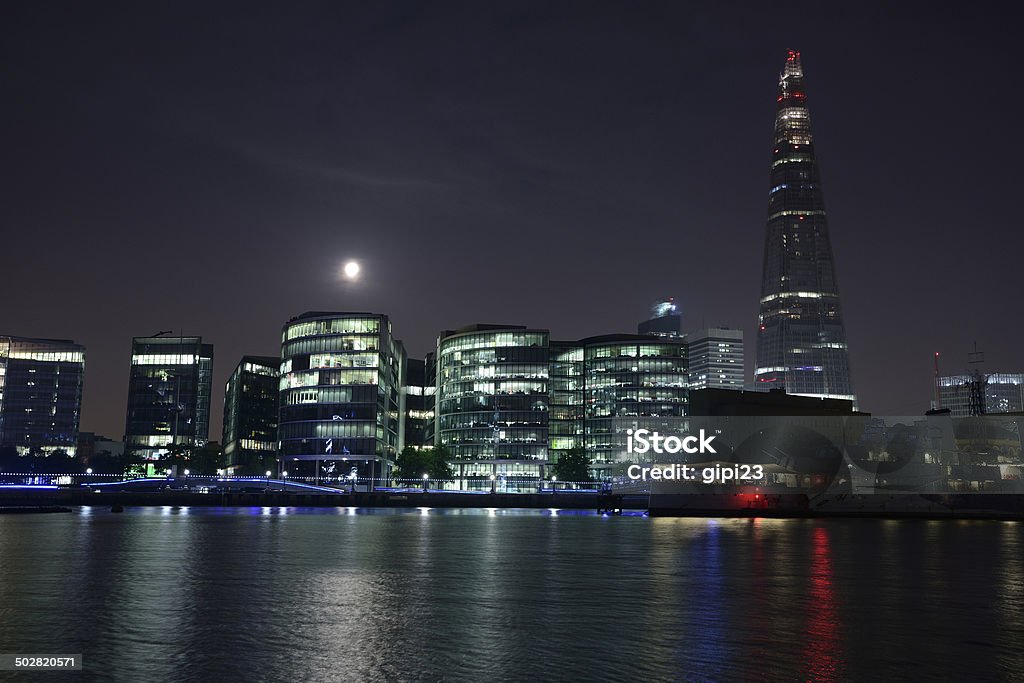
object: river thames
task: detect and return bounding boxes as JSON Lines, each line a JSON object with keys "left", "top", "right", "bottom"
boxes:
{"left": 1, "top": 507, "right": 1022, "bottom": 681}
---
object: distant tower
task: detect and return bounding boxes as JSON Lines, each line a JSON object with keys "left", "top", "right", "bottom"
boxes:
{"left": 686, "top": 328, "right": 745, "bottom": 390}
{"left": 755, "top": 51, "right": 855, "bottom": 402}
{"left": 638, "top": 299, "right": 681, "bottom": 337}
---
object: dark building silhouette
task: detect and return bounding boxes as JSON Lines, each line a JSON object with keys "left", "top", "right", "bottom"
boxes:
{"left": 76, "top": 432, "right": 124, "bottom": 467}
{"left": 0, "top": 335, "right": 85, "bottom": 457}
{"left": 689, "top": 387, "right": 863, "bottom": 417}
{"left": 124, "top": 335, "right": 214, "bottom": 463}
{"left": 402, "top": 357, "right": 435, "bottom": 449}
{"left": 222, "top": 355, "right": 279, "bottom": 474}
{"left": 638, "top": 299, "right": 681, "bottom": 337}
{"left": 755, "top": 51, "right": 855, "bottom": 403}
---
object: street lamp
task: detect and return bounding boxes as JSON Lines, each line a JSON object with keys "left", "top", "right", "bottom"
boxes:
{"left": 183, "top": 469, "right": 190, "bottom": 476}
{"left": 86, "top": 467, "right": 93, "bottom": 474}
{"left": 490, "top": 474, "right": 496, "bottom": 494}
{"left": 422, "top": 473, "right": 429, "bottom": 492}
{"left": 282, "top": 471, "right": 288, "bottom": 492}
{"left": 551, "top": 475, "right": 557, "bottom": 494}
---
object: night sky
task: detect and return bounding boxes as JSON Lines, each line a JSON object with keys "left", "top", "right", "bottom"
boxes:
{"left": 4, "top": 2, "right": 1022, "bottom": 439}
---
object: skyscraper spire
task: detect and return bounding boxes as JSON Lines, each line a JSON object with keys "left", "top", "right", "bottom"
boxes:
{"left": 781, "top": 49, "right": 803, "bottom": 81}
{"left": 755, "top": 51, "right": 855, "bottom": 403}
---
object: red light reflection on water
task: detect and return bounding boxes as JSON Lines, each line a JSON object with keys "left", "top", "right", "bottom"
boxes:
{"left": 803, "top": 526, "right": 842, "bottom": 681}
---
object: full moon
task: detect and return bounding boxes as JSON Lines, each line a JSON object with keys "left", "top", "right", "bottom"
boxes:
{"left": 342, "top": 260, "right": 361, "bottom": 280}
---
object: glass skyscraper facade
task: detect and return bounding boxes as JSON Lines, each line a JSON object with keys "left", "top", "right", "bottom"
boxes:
{"left": 434, "top": 326, "right": 689, "bottom": 487}
{"left": 579, "top": 335, "right": 689, "bottom": 477}
{"left": 124, "top": 335, "right": 214, "bottom": 462}
{"left": 755, "top": 50, "right": 855, "bottom": 403}
{"left": 0, "top": 336, "right": 85, "bottom": 457}
{"left": 222, "top": 355, "right": 279, "bottom": 473}
{"left": 435, "top": 326, "right": 550, "bottom": 489}
{"left": 277, "top": 312, "right": 405, "bottom": 484}
{"left": 548, "top": 341, "right": 584, "bottom": 461}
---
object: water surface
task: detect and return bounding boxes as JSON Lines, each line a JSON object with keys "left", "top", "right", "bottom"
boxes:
{"left": 1, "top": 507, "right": 1021, "bottom": 681}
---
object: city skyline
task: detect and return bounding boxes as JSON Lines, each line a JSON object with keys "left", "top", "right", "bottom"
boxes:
{"left": 3, "top": 7, "right": 1022, "bottom": 682}
{"left": 4, "top": 3, "right": 1023, "bottom": 439}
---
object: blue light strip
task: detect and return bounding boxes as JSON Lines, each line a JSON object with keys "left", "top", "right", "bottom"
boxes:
{"left": 0, "top": 484, "right": 60, "bottom": 490}
{"left": 260, "top": 480, "right": 343, "bottom": 493}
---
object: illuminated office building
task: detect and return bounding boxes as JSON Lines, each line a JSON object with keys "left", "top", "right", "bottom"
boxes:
{"left": 434, "top": 326, "right": 689, "bottom": 487}
{"left": 686, "top": 328, "right": 744, "bottom": 390}
{"left": 222, "top": 355, "right": 279, "bottom": 473}
{"left": 578, "top": 335, "right": 689, "bottom": 477}
{"left": 937, "top": 373, "right": 1024, "bottom": 417}
{"left": 277, "top": 312, "right": 405, "bottom": 483}
{"left": 548, "top": 340, "right": 584, "bottom": 465}
{"left": 755, "top": 50, "right": 855, "bottom": 402}
{"left": 124, "top": 335, "right": 213, "bottom": 462}
{"left": 0, "top": 335, "right": 85, "bottom": 457}
{"left": 435, "top": 325, "right": 550, "bottom": 489}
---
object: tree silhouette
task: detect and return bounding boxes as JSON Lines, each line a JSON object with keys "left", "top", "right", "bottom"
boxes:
{"left": 552, "top": 447, "right": 591, "bottom": 485}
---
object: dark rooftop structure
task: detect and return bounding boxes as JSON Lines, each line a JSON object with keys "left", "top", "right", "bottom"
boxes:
{"left": 689, "top": 387, "right": 866, "bottom": 416}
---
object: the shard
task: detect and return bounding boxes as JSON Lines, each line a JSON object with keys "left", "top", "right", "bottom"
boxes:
{"left": 755, "top": 51, "right": 855, "bottom": 402}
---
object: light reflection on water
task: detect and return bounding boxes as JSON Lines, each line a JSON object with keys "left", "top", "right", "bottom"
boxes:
{"left": 0, "top": 508, "right": 1021, "bottom": 682}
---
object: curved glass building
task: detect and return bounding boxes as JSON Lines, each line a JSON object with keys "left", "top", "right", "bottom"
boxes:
{"left": 435, "top": 325, "right": 549, "bottom": 490}
{"left": 278, "top": 312, "right": 405, "bottom": 485}
{"left": 434, "top": 327, "right": 690, "bottom": 487}
{"left": 578, "top": 335, "right": 689, "bottom": 477}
